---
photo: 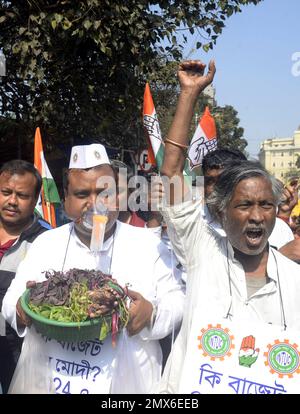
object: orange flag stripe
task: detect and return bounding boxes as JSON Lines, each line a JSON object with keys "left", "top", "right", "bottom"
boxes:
{"left": 143, "top": 83, "right": 155, "bottom": 115}
{"left": 34, "top": 127, "right": 57, "bottom": 227}
{"left": 200, "top": 107, "right": 217, "bottom": 141}
{"left": 34, "top": 127, "right": 43, "bottom": 174}
{"left": 143, "top": 83, "right": 156, "bottom": 165}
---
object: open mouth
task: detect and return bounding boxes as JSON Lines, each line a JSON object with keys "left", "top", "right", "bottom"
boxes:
{"left": 245, "top": 228, "right": 264, "bottom": 246}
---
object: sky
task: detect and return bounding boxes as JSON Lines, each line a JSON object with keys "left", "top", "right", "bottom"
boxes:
{"left": 182, "top": 0, "right": 300, "bottom": 158}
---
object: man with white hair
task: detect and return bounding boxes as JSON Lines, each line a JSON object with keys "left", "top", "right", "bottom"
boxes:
{"left": 159, "top": 60, "right": 300, "bottom": 394}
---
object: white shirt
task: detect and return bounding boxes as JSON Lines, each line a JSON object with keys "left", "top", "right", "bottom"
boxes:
{"left": 268, "top": 217, "right": 295, "bottom": 249}
{"left": 147, "top": 225, "right": 187, "bottom": 283}
{"left": 202, "top": 204, "right": 294, "bottom": 249}
{"left": 159, "top": 199, "right": 300, "bottom": 393}
{"left": 2, "top": 220, "right": 185, "bottom": 394}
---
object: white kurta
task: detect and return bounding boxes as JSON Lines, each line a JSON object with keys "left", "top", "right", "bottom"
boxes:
{"left": 268, "top": 217, "right": 295, "bottom": 249}
{"left": 159, "top": 199, "right": 300, "bottom": 393}
{"left": 2, "top": 220, "right": 185, "bottom": 394}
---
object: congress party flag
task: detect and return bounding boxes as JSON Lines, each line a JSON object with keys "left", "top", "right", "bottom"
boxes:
{"left": 187, "top": 106, "right": 217, "bottom": 170}
{"left": 143, "top": 83, "right": 165, "bottom": 170}
{"left": 143, "top": 82, "right": 198, "bottom": 179}
{"left": 34, "top": 127, "right": 61, "bottom": 227}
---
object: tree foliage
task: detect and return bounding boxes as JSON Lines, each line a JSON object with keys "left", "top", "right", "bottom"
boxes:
{"left": 0, "top": 0, "right": 261, "bottom": 156}
{"left": 213, "top": 105, "right": 247, "bottom": 152}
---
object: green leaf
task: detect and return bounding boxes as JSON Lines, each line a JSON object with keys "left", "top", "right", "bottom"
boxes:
{"left": 51, "top": 20, "right": 57, "bottom": 30}
{"left": 93, "top": 20, "right": 101, "bottom": 30}
{"left": 19, "top": 27, "right": 27, "bottom": 35}
{"left": 99, "top": 320, "right": 109, "bottom": 341}
{"left": 33, "top": 48, "right": 41, "bottom": 57}
{"left": 5, "top": 11, "right": 15, "bottom": 19}
{"left": 62, "top": 19, "right": 72, "bottom": 30}
{"left": 12, "top": 43, "right": 21, "bottom": 54}
{"left": 54, "top": 13, "right": 63, "bottom": 23}
{"left": 29, "top": 59, "right": 36, "bottom": 70}
{"left": 21, "top": 42, "right": 29, "bottom": 55}
{"left": 83, "top": 20, "right": 92, "bottom": 30}
{"left": 29, "top": 14, "right": 39, "bottom": 23}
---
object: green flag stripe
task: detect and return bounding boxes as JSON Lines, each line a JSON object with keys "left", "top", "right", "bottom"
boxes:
{"left": 155, "top": 144, "right": 165, "bottom": 170}
{"left": 42, "top": 177, "right": 61, "bottom": 204}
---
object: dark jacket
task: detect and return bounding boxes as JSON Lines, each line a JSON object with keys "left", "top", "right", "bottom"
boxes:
{"left": 0, "top": 214, "right": 51, "bottom": 393}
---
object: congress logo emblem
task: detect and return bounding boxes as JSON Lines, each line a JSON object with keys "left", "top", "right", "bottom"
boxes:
{"left": 198, "top": 324, "right": 234, "bottom": 361}
{"left": 264, "top": 339, "right": 300, "bottom": 378}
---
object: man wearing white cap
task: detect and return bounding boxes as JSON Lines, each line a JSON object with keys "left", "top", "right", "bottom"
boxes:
{"left": 2, "top": 143, "right": 185, "bottom": 394}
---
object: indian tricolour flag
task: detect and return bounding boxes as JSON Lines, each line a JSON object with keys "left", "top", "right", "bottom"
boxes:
{"left": 143, "top": 83, "right": 164, "bottom": 170}
{"left": 143, "top": 83, "right": 191, "bottom": 177}
{"left": 187, "top": 106, "right": 217, "bottom": 171}
{"left": 34, "top": 127, "right": 61, "bottom": 227}
{"left": 143, "top": 85, "right": 217, "bottom": 181}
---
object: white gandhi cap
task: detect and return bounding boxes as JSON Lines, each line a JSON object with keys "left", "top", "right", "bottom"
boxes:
{"left": 69, "top": 143, "right": 111, "bottom": 169}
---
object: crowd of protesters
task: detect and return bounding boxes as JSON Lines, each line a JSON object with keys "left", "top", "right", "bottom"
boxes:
{"left": 1, "top": 59, "right": 300, "bottom": 394}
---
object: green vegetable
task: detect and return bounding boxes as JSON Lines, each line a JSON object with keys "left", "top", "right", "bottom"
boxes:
{"left": 28, "top": 271, "right": 130, "bottom": 345}
{"left": 99, "top": 318, "right": 110, "bottom": 341}
{"left": 29, "top": 283, "right": 92, "bottom": 323}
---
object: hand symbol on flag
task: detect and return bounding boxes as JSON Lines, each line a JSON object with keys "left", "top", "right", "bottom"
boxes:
{"left": 238, "top": 335, "right": 260, "bottom": 368}
{"left": 187, "top": 106, "right": 217, "bottom": 169}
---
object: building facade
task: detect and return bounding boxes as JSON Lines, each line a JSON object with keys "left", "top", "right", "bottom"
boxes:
{"left": 259, "top": 129, "right": 300, "bottom": 180}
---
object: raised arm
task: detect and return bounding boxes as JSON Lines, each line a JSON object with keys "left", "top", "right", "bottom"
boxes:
{"left": 161, "top": 60, "right": 216, "bottom": 203}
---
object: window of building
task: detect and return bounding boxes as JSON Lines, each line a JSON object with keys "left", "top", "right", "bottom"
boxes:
{"left": 281, "top": 152, "right": 284, "bottom": 156}
{"left": 281, "top": 173, "right": 284, "bottom": 178}
{"left": 273, "top": 162, "right": 276, "bottom": 167}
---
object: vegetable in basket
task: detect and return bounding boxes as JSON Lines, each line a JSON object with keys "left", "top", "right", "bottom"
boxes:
{"left": 27, "top": 268, "right": 130, "bottom": 345}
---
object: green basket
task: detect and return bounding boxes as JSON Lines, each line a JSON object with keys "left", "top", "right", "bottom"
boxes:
{"left": 21, "top": 289, "right": 104, "bottom": 343}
